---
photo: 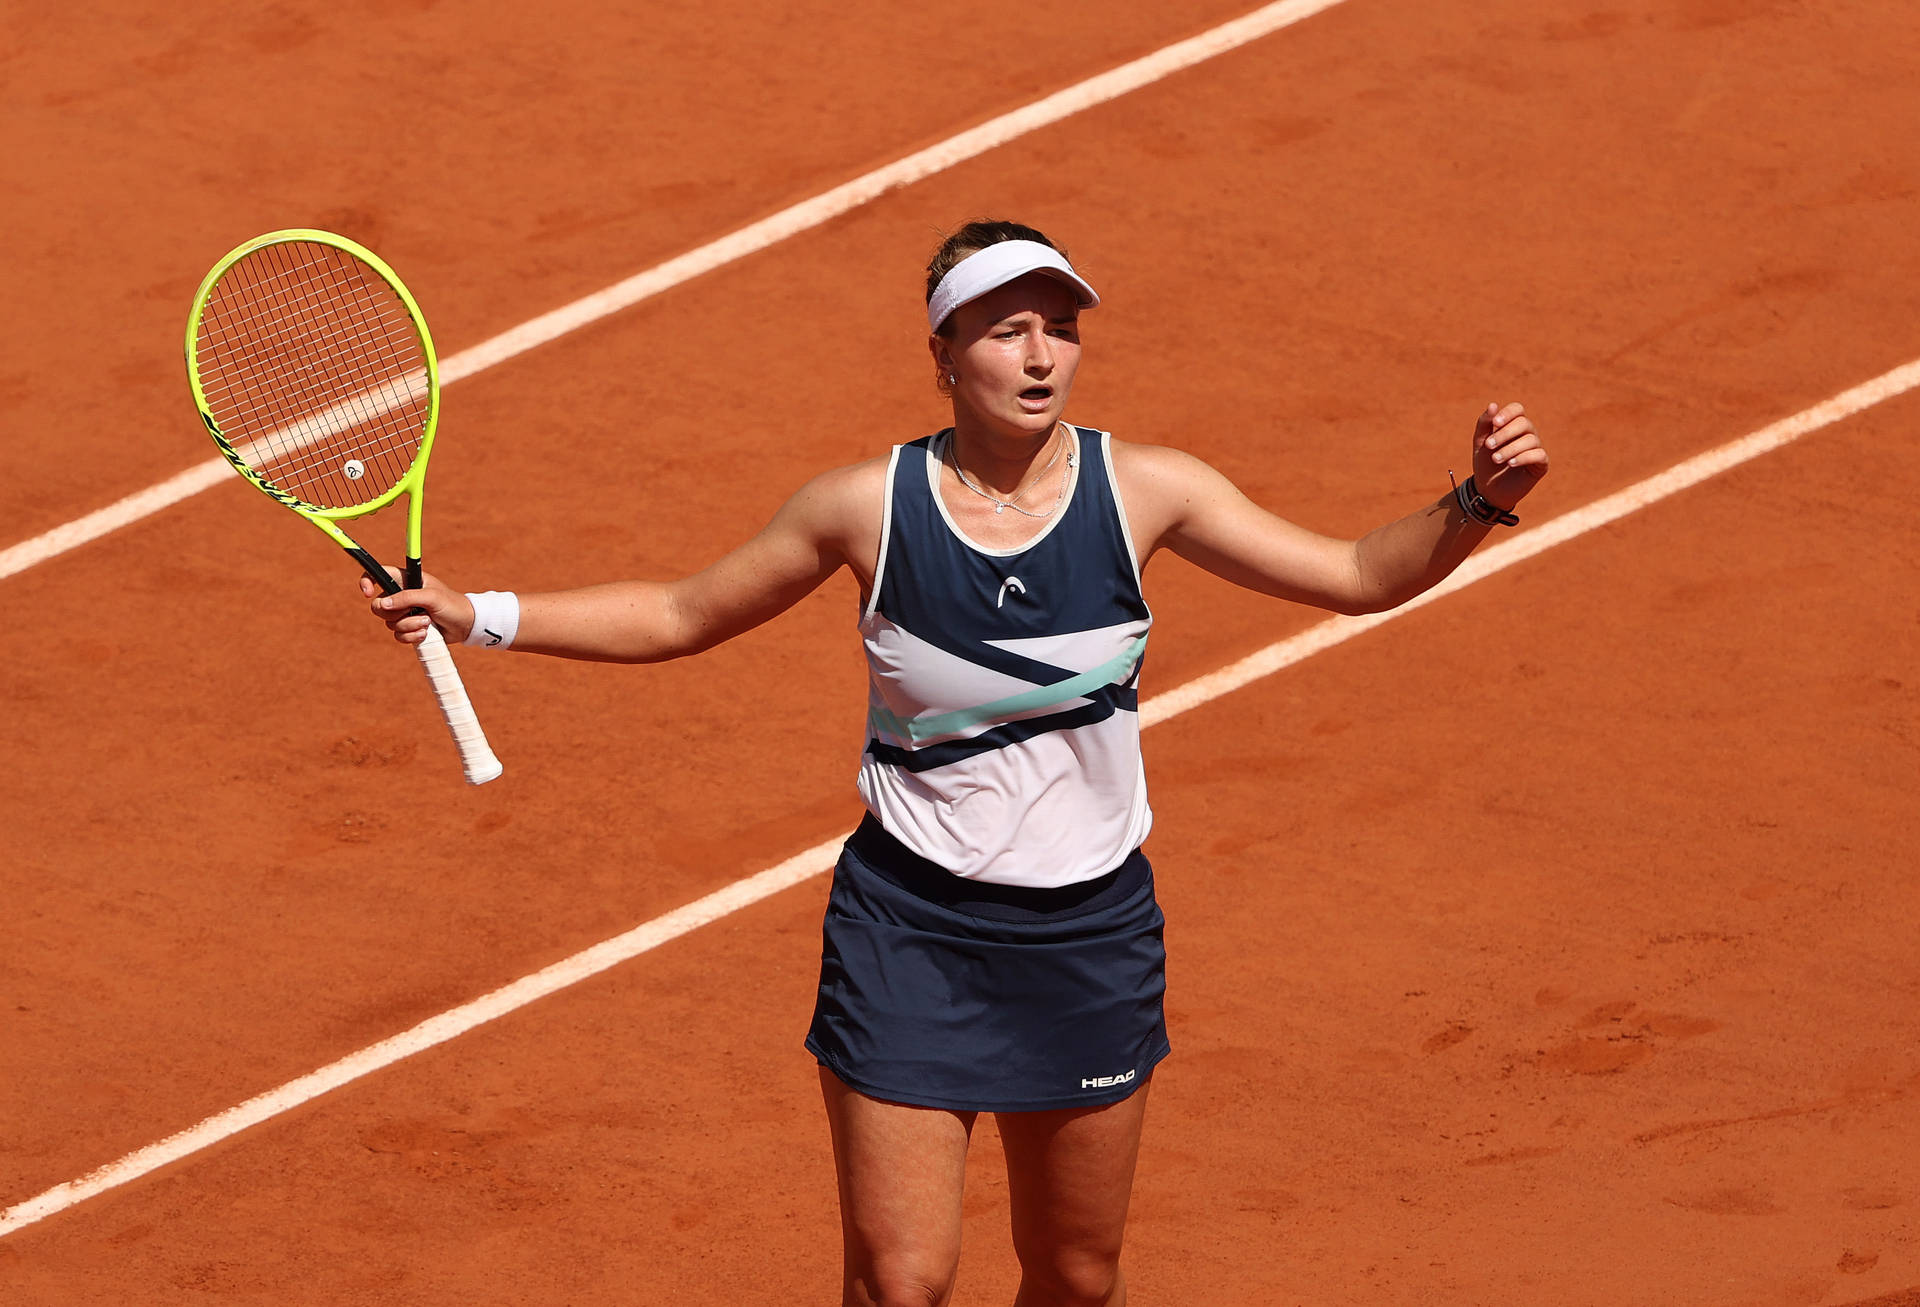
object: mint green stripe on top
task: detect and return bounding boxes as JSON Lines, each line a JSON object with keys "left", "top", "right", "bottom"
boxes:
{"left": 870, "top": 637, "right": 1147, "bottom": 746}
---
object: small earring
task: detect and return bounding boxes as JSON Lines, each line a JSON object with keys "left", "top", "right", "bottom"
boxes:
{"left": 947, "top": 372, "right": 957, "bottom": 386}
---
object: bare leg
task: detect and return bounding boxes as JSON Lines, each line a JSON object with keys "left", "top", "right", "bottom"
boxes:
{"left": 820, "top": 1067, "right": 978, "bottom": 1307}
{"left": 998, "top": 1080, "right": 1151, "bottom": 1307}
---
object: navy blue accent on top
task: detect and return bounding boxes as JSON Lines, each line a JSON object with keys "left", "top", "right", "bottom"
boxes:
{"left": 866, "top": 426, "right": 1150, "bottom": 765}
{"left": 876, "top": 427, "right": 1147, "bottom": 633}
{"left": 866, "top": 685, "right": 1140, "bottom": 773}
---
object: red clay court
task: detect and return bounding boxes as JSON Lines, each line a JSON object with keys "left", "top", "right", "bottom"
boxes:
{"left": 2, "top": 2, "right": 1916, "bottom": 1303}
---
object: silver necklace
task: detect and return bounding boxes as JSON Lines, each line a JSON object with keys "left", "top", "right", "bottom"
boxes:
{"left": 947, "top": 428, "right": 1077, "bottom": 520}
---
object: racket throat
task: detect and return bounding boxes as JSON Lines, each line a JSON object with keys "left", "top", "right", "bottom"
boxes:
{"left": 349, "top": 544, "right": 402, "bottom": 597}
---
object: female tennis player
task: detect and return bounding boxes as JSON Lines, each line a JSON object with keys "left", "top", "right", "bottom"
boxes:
{"left": 365, "top": 220, "right": 1547, "bottom": 1307}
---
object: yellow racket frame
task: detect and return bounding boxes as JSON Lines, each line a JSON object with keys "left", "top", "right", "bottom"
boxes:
{"left": 184, "top": 228, "right": 501, "bottom": 784}
{"left": 184, "top": 227, "right": 440, "bottom": 574}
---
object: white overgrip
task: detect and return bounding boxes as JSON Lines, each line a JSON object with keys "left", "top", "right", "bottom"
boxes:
{"left": 414, "top": 625, "right": 504, "bottom": 784}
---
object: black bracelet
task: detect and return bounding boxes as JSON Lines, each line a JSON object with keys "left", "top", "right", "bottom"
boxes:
{"left": 1450, "top": 472, "right": 1518, "bottom": 527}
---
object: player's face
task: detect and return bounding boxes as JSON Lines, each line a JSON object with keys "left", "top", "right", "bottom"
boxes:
{"left": 936, "top": 274, "right": 1082, "bottom": 439}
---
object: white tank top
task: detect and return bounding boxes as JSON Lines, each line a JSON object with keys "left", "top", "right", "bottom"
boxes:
{"left": 856, "top": 427, "right": 1153, "bottom": 887}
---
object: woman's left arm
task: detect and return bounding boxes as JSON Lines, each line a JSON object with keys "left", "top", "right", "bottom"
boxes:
{"left": 1123, "top": 402, "right": 1549, "bottom": 616}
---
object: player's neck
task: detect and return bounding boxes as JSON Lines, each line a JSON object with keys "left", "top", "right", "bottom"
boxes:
{"left": 947, "top": 418, "right": 1066, "bottom": 497}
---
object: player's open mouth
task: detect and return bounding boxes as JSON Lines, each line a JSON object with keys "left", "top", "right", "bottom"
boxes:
{"left": 1018, "top": 386, "right": 1053, "bottom": 407}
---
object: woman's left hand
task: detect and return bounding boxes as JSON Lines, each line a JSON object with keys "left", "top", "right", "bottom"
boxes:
{"left": 1472, "top": 401, "right": 1549, "bottom": 510}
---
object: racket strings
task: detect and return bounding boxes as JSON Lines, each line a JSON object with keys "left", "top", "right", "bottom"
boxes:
{"left": 199, "top": 265, "right": 422, "bottom": 501}
{"left": 205, "top": 248, "right": 423, "bottom": 497}
{"left": 205, "top": 247, "right": 423, "bottom": 467}
{"left": 195, "top": 241, "right": 430, "bottom": 509}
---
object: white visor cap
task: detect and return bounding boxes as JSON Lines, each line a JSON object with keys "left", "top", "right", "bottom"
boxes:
{"left": 926, "top": 239, "right": 1100, "bottom": 332}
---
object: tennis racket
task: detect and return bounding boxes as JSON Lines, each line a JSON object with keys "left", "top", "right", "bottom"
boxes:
{"left": 185, "top": 228, "right": 503, "bottom": 785}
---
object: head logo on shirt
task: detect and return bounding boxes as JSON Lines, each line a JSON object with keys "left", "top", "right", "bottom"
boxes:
{"left": 996, "top": 576, "right": 1027, "bottom": 609}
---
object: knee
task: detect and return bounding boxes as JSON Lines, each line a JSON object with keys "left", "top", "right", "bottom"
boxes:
{"left": 1015, "top": 1247, "right": 1123, "bottom": 1307}
{"left": 846, "top": 1257, "right": 960, "bottom": 1307}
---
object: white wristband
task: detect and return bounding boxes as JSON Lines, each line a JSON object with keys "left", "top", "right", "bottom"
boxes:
{"left": 463, "top": 591, "right": 520, "bottom": 650}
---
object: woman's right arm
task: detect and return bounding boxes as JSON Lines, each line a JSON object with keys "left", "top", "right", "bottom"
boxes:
{"left": 363, "top": 460, "right": 884, "bottom": 662}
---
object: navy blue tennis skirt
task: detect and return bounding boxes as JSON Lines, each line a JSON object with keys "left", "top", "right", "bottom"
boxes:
{"left": 805, "top": 814, "right": 1170, "bottom": 1112}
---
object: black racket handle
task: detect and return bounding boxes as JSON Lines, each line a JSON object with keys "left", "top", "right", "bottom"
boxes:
{"left": 350, "top": 546, "right": 402, "bottom": 596}
{"left": 350, "top": 550, "right": 427, "bottom": 621}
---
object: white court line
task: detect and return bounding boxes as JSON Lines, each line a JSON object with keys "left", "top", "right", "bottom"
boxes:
{"left": 1145, "top": 356, "right": 1920, "bottom": 726}
{"left": 5, "top": 355, "right": 1918, "bottom": 1240}
{"left": 0, "top": 0, "right": 1350, "bottom": 586}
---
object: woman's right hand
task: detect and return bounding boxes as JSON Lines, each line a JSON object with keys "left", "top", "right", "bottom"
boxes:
{"left": 359, "top": 568, "right": 474, "bottom": 645}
